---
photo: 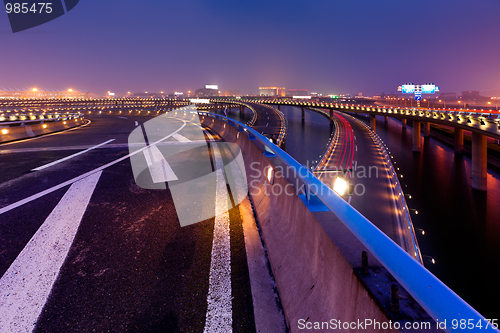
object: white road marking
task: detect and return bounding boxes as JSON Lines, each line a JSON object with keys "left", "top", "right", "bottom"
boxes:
{"left": 354, "top": 161, "right": 358, "bottom": 171}
{"left": 0, "top": 171, "right": 102, "bottom": 333}
{"left": 265, "top": 123, "right": 268, "bottom": 127}
{"left": 118, "top": 116, "right": 128, "bottom": 119}
{"left": 354, "top": 135, "right": 356, "bottom": 140}
{"left": 0, "top": 120, "right": 188, "bottom": 216}
{"left": 172, "top": 133, "right": 191, "bottom": 142}
{"left": 348, "top": 195, "right": 352, "bottom": 205}
{"left": 134, "top": 121, "right": 139, "bottom": 126}
{"left": 355, "top": 145, "right": 358, "bottom": 152}
{"left": 143, "top": 145, "right": 178, "bottom": 182}
{"left": 32, "top": 139, "right": 115, "bottom": 171}
{"left": 203, "top": 134, "right": 232, "bottom": 333}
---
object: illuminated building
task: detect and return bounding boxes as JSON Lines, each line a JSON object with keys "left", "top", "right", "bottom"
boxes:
{"left": 195, "top": 85, "right": 219, "bottom": 97}
{"left": 259, "top": 87, "right": 285, "bottom": 97}
{"left": 287, "top": 88, "right": 309, "bottom": 97}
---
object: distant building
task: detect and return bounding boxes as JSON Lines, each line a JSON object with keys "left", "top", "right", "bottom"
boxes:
{"left": 0, "top": 87, "right": 90, "bottom": 99}
{"left": 196, "top": 85, "right": 219, "bottom": 97}
{"left": 439, "top": 92, "right": 457, "bottom": 100}
{"left": 286, "top": 88, "right": 308, "bottom": 97}
{"left": 224, "top": 90, "right": 241, "bottom": 97}
{"left": 259, "top": 87, "right": 285, "bottom": 97}
{"left": 461, "top": 91, "right": 481, "bottom": 100}
{"left": 132, "top": 92, "right": 162, "bottom": 98}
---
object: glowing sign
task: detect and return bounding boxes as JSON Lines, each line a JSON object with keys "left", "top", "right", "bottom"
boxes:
{"left": 421, "top": 84, "right": 440, "bottom": 94}
{"left": 205, "top": 85, "right": 218, "bottom": 90}
{"left": 402, "top": 85, "right": 415, "bottom": 94}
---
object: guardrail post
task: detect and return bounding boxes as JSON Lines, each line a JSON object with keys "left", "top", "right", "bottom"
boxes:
{"left": 454, "top": 128, "right": 464, "bottom": 154}
{"left": 391, "top": 284, "right": 400, "bottom": 313}
{"left": 361, "top": 251, "right": 368, "bottom": 275}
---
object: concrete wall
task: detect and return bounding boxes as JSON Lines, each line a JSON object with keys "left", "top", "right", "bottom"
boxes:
{"left": 202, "top": 116, "right": 398, "bottom": 333}
{"left": 0, "top": 118, "right": 85, "bottom": 143}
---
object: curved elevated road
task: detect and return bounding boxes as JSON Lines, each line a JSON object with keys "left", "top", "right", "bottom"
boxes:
{"left": 0, "top": 110, "right": 286, "bottom": 332}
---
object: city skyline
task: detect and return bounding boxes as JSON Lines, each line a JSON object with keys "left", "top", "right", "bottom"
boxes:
{"left": 2, "top": 0, "right": 500, "bottom": 97}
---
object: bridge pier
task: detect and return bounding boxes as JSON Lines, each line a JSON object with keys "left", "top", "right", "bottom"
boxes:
{"left": 369, "top": 114, "right": 376, "bottom": 132}
{"left": 278, "top": 104, "right": 281, "bottom": 111}
{"left": 402, "top": 118, "right": 407, "bottom": 129}
{"left": 384, "top": 116, "right": 388, "bottom": 123}
{"left": 329, "top": 109, "right": 334, "bottom": 124}
{"left": 423, "top": 122, "right": 430, "bottom": 137}
{"left": 240, "top": 105, "right": 244, "bottom": 115}
{"left": 302, "top": 106, "right": 305, "bottom": 121}
{"left": 454, "top": 128, "right": 464, "bottom": 154}
{"left": 412, "top": 121, "right": 422, "bottom": 152}
{"left": 472, "top": 132, "right": 487, "bottom": 191}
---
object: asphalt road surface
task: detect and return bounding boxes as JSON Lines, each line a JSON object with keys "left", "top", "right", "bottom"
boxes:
{"left": 315, "top": 111, "right": 409, "bottom": 250}
{"left": 0, "top": 111, "right": 259, "bottom": 332}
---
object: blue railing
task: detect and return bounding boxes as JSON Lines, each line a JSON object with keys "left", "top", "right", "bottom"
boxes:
{"left": 199, "top": 111, "right": 498, "bottom": 333}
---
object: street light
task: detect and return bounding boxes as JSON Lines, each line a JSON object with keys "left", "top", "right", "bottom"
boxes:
{"left": 415, "top": 228, "right": 425, "bottom": 235}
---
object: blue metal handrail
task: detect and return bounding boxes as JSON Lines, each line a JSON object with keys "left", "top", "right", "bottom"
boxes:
{"left": 199, "top": 111, "right": 498, "bottom": 333}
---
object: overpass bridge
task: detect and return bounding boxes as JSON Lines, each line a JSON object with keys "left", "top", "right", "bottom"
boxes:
{"left": 215, "top": 98, "right": 500, "bottom": 191}
{"left": 1, "top": 98, "right": 499, "bottom": 332}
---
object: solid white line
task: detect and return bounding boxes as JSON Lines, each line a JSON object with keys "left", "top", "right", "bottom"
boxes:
{"left": 0, "top": 120, "right": 187, "bottom": 216}
{"left": 32, "top": 139, "right": 115, "bottom": 171}
{"left": 143, "top": 145, "right": 178, "bottom": 182}
{"left": 172, "top": 133, "right": 191, "bottom": 142}
{"left": 0, "top": 171, "right": 102, "bottom": 332}
{"left": 203, "top": 134, "right": 232, "bottom": 333}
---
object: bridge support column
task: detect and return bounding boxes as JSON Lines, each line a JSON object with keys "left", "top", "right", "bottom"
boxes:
{"left": 302, "top": 106, "right": 305, "bottom": 121}
{"left": 472, "top": 132, "right": 487, "bottom": 191}
{"left": 240, "top": 105, "right": 244, "bottom": 115}
{"left": 423, "top": 122, "right": 430, "bottom": 137}
{"left": 369, "top": 114, "right": 376, "bottom": 133}
{"left": 329, "top": 109, "right": 334, "bottom": 124}
{"left": 384, "top": 116, "right": 388, "bottom": 123}
{"left": 402, "top": 118, "right": 407, "bottom": 129}
{"left": 278, "top": 104, "right": 281, "bottom": 111}
{"left": 454, "top": 128, "right": 464, "bottom": 153}
{"left": 412, "top": 121, "right": 422, "bottom": 152}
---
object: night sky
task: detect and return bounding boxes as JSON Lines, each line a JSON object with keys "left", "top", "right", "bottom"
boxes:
{"left": 1, "top": 0, "right": 500, "bottom": 97}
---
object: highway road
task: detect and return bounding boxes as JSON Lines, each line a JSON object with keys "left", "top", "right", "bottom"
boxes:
{"left": 315, "top": 111, "right": 410, "bottom": 252}
{"left": 0, "top": 110, "right": 281, "bottom": 332}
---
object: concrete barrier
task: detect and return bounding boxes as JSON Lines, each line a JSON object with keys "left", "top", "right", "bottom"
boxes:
{"left": 0, "top": 118, "right": 85, "bottom": 144}
{"left": 203, "top": 116, "right": 397, "bottom": 333}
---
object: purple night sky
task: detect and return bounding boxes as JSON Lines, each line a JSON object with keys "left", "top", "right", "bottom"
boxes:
{"left": 1, "top": 0, "right": 500, "bottom": 97}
